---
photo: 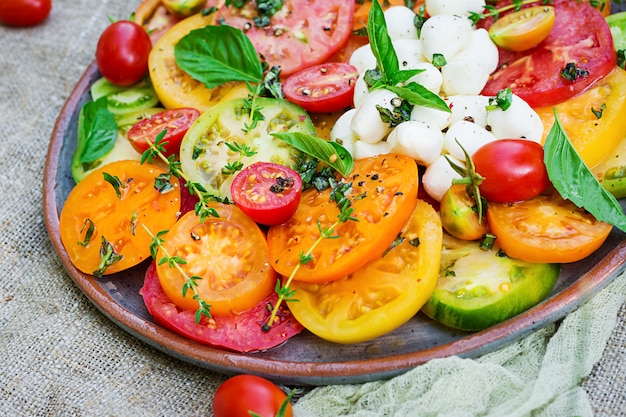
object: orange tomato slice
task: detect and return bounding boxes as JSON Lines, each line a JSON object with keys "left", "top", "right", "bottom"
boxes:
{"left": 267, "top": 154, "right": 419, "bottom": 283}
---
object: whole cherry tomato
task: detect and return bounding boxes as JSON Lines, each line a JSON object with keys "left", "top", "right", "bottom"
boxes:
{"left": 212, "top": 375, "right": 293, "bottom": 417}
{"left": 95, "top": 20, "right": 152, "bottom": 86}
{"left": 0, "top": 0, "right": 51, "bottom": 27}
{"left": 472, "top": 139, "right": 549, "bottom": 203}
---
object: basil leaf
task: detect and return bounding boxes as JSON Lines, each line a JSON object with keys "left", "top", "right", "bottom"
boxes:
{"left": 367, "top": 0, "right": 398, "bottom": 85}
{"left": 544, "top": 110, "right": 626, "bottom": 232}
{"left": 391, "top": 68, "right": 425, "bottom": 85}
{"left": 77, "top": 97, "right": 117, "bottom": 163}
{"left": 272, "top": 132, "right": 354, "bottom": 177}
{"left": 385, "top": 83, "right": 451, "bottom": 113}
{"left": 174, "top": 25, "right": 264, "bottom": 88}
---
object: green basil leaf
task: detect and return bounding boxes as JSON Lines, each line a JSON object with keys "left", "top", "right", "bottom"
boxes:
{"left": 391, "top": 68, "right": 425, "bottom": 85}
{"left": 77, "top": 97, "right": 118, "bottom": 163}
{"left": 367, "top": 0, "right": 398, "bottom": 85}
{"left": 544, "top": 110, "right": 626, "bottom": 232}
{"left": 385, "top": 83, "right": 451, "bottom": 113}
{"left": 174, "top": 25, "right": 264, "bottom": 88}
{"left": 272, "top": 132, "right": 354, "bottom": 177}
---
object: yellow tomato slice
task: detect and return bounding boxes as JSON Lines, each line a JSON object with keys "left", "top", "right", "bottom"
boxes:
{"left": 288, "top": 200, "right": 442, "bottom": 344}
{"left": 536, "top": 67, "right": 626, "bottom": 169}
{"left": 487, "top": 190, "right": 613, "bottom": 264}
{"left": 489, "top": 6, "right": 555, "bottom": 52}
{"left": 148, "top": 12, "right": 248, "bottom": 112}
{"left": 156, "top": 205, "right": 276, "bottom": 316}
{"left": 59, "top": 160, "right": 181, "bottom": 276}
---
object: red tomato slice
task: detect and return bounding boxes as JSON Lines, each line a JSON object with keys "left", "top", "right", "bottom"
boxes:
{"left": 231, "top": 162, "right": 303, "bottom": 226}
{"left": 127, "top": 108, "right": 200, "bottom": 156}
{"left": 481, "top": 0, "right": 615, "bottom": 108}
{"left": 140, "top": 261, "right": 303, "bottom": 352}
{"left": 208, "top": 0, "right": 355, "bottom": 76}
{"left": 283, "top": 62, "right": 359, "bottom": 113}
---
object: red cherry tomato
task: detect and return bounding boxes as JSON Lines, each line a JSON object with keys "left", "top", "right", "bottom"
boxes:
{"left": 481, "top": 0, "right": 615, "bottom": 108}
{"left": 472, "top": 139, "right": 550, "bottom": 203}
{"left": 0, "top": 0, "right": 51, "bottom": 27}
{"left": 231, "top": 162, "right": 303, "bottom": 226}
{"left": 212, "top": 375, "right": 293, "bottom": 417}
{"left": 283, "top": 63, "right": 359, "bottom": 113}
{"left": 127, "top": 107, "right": 200, "bottom": 156}
{"left": 95, "top": 20, "right": 152, "bottom": 86}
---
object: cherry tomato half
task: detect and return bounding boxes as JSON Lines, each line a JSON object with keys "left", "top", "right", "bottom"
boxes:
{"left": 488, "top": 5, "right": 555, "bottom": 52}
{"left": 0, "top": 0, "right": 51, "bottom": 27}
{"left": 473, "top": 139, "right": 549, "bottom": 203}
{"left": 127, "top": 107, "right": 200, "bottom": 157}
{"left": 487, "top": 190, "right": 613, "bottom": 263}
{"left": 231, "top": 162, "right": 303, "bottom": 226}
{"left": 283, "top": 63, "right": 359, "bottom": 113}
{"left": 439, "top": 184, "right": 489, "bottom": 240}
{"left": 212, "top": 375, "right": 294, "bottom": 417}
{"left": 96, "top": 20, "right": 152, "bottom": 86}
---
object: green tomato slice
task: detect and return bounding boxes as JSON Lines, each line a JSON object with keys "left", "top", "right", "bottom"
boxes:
{"left": 179, "top": 97, "right": 316, "bottom": 199}
{"left": 607, "top": 11, "right": 626, "bottom": 51}
{"left": 421, "top": 233, "right": 560, "bottom": 331}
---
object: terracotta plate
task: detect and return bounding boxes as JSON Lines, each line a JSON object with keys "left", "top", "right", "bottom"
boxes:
{"left": 43, "top": 61, "right": 626, "bottom": 386}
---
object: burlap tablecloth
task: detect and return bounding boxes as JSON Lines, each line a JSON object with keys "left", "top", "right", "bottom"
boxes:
{"left": 1, "top": 1, "right": 624, "bottom": 416}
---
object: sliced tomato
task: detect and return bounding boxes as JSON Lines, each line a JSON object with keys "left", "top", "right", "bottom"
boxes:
{"left": 487, "top": 190, "right": 613, "bottom": 264}
{"left": 155, "top": 205, "right": 276, "bottom": 316}
{"left": 283, "top": 62, "right": 358, "bottom": 113}
{"left": 127, "top": 107, "right": 200, "bottom": 156}
{"left": 148, "top": 12, "right": 249, "bottom": 112}
{"left": 287, "top": 200, "right": 442, "bottom": 344}
{"left": 267, "top": 154, "right": 419, "bottom": 283}
{"left": 535, "top": 67, "right": 626, "bottom": 169}
{"left": 481, "top": 0, "right": 616, "bottom": 108}
{"left": 59, "top": 160, "right": 181, "bottom": 276}
{"left": 231, "top": 162, "right": 303, "bottom": 226}
{"left": 141, "top": 261, "right": 303, "bottom": 352}
{"left": 209, "top": 0, "right": 354, "bottom": 76}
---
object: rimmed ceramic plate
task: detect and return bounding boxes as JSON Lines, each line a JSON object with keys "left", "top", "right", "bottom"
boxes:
{"left": 43, "top": 60, "right": 626, "bottom": 386}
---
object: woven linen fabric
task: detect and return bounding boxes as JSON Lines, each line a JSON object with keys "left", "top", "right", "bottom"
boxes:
{"left": 0, "top": 1, "right": 624, "bottom": 416}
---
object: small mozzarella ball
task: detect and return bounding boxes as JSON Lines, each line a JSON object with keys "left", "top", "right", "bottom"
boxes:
{"left": 421, "top": 14, "right": 473, "bottom": 63}
{"left": 352, "top": 71, "right": 370, "bottom": 108}
{"left": 394, "top": 39, "right": 426, "bottom": 70}
{"left": 330, "top": 109, "right": 358, "bottom": 157}
{"left": 354, "top": 140, "right": 393, "bottom": 160}
{"left": 410, "top": 104, "right": 451, "bottom": 131}
{"left": 486, "top": 95, "right": 544, "bottom": 141}
{"left": 441, "top": 59, "right": 489, "bottom": 95}
{"left": 350, "top": 88, "right": 398, "bottom": 144}
{"left": 422, "top": 154, "right": 465, "bottom": 202}
{"left": 446, "top": 95, "right": 490, "bottom": 127}
{"left": 444, "top": 120, "right": 498, "bottom": 160}
{"left": 452, "top": 29, "right": 498, "bottom": 75}
{"left": 349, "top": 43, "right": 377, "bottom": 74}
{"left": 385, "top": 6, "right": 419, "bottom": 40}
{"left": 425, "top": 0, "right": 486, "bottom": 17}
{"left": 387, "top": 121, "right": 445, "bottom": 166}
{"left": 406, "top": 62, "right": 443, "bottom": 94}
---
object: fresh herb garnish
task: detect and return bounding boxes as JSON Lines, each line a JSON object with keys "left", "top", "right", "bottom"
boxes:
{"left": 560, "top": 62, "right": 589, "bottom": 82}
{"left": 94, "top": 236, "right": 123, "bottom": 278}
{"left": 486, "top": 88, "right": 513, "bottom": 111}
{"left": 102, "top": 172, "right": 126, "bottom": 198}
{"left": 467, "top": 0, "right": 550, "bottom": 25}
{"left": 591, "top": 103, "right": 606, "bottom": 119}
{"left": 78, "top": 218, "right": 95, "bottom": 247}
{"left": 544, "top": 109, "right": 626, "bottom": 232}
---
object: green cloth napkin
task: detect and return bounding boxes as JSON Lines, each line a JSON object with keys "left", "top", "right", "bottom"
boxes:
{"left": 294, "top": 272, "right": 626, "bottom": 416}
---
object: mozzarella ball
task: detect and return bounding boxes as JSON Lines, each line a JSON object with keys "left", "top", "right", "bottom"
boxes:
{"left": 349, "top": 43, "right": 377, "bottom": 74}
{"left": 425, "top": 0, "right": 486, "bottom": 17}
{"left": 350, "top": 88, "right": 399, "bottom": 143}
{"left": 486, "top": 94, "right": 544, "bottom": 141}
{"left": 420, "top": 14, "right": 473, "bottom": 62}
{"left": 387, "top": 120, "right": 445, "bottom": 166}
{"left": 330, "top": 109, "right": 358, "bottom": 157}
{"left": 410, "top": 103, "right": 451, "bottom": 131}
{"left": 446, "top": 95, "right": 490, "bottom": 127}
{"left": 406, "top": 62, "right": 443, "bottom": 94}
{"left": 444, "top": 120, "right": 498, "bottom": 160}
{"left": 441, "top": 59, "right": 489, "bottom": 95}
{"left": 353, "top": 140, "right": 393, "bottom": 160}
{"left": 422, "top": 154, "right": 465, "bottom": 202}
{"left": 451, "top": 28, "right": 499, "bottom": 75}
{"left": 385, "top": 6, "right": 419, "bottom": 40}
{"left": 352, "top": 71, "right": 370, "bottom": 108}
{"left": 394, "top": 39, "right": 426, "bottom": 70}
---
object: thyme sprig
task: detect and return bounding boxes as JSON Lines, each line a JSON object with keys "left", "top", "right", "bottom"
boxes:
{"left": 143, "top": 225, "right": 213, "bottom": 324}
{"left": 262, "top": 181, "right": 358, "bottom": 332}
{"left": 468, "top": 0, "right": 551, "bottom": 25}
{"left": 141, "top": 130, "right": 223, "bottom": 222}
